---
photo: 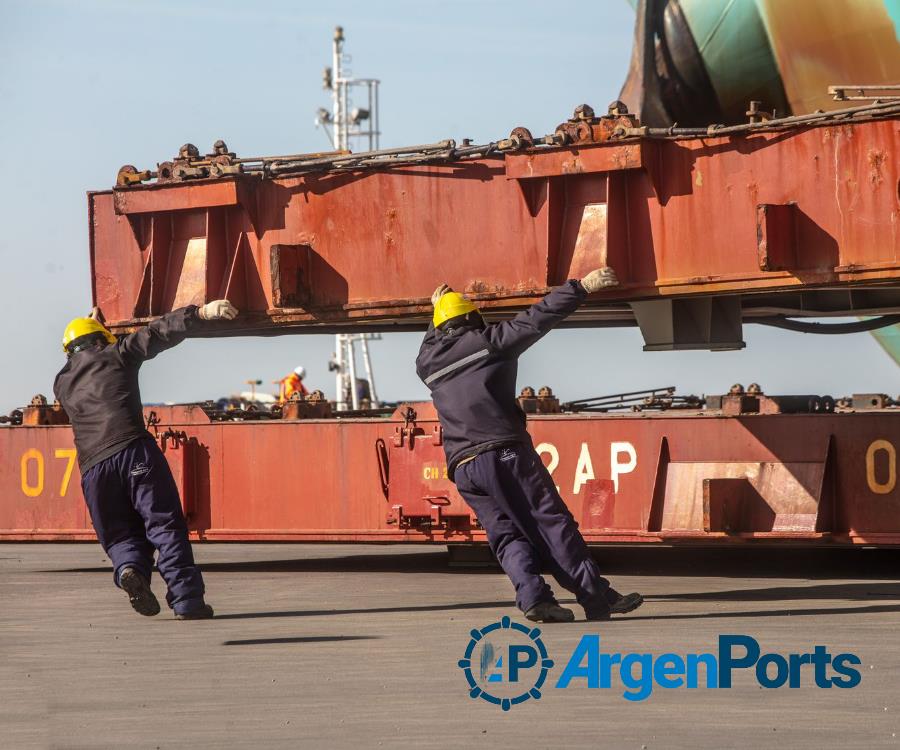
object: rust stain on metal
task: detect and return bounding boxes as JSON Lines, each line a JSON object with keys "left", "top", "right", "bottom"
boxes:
{"left": 747, "top": 181, "right": 759, "bottom": 207}
{"left": 614, "top": 146, "right": 638, "bottom": 170}
{"left": 561, "top": 158, "right": 585, "bottom": 174}
{"left": 466, "top": 280, "right": 491, "bottom": 294}
{"left": 383, "top": 207, "right": 398, "bottom": 251}
{"left": 868, "top": 149, "right": 886, "bottom": 187}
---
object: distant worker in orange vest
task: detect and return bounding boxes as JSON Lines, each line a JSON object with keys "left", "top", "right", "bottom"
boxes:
{"left": 277, "top": 365, "right": 309, "bottom": 403}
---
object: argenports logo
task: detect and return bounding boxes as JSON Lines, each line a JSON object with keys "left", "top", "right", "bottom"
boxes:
{"left": 459, "top": 624, "right": 862, "bottom": 709}
{"left": 458, "top": 616, "right": 553, "bottom": 711}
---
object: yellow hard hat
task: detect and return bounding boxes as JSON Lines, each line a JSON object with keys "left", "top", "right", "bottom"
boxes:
{"left": 433, "top": 291, "right": 478, "bottom": 328}
{"left": 62, "top": 317, "right": 116, "bottom": 353}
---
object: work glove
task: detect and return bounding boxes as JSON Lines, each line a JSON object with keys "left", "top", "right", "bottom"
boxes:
{"left": 431, "top": 283, "right": 452, "bottom": 306}
{"left": 88, "top": 306, "right": 104, "bottom": 323}
{"left": 198, "top": 299, "right": 239, "bottom": 321}
{"left": 580, "top": 267, "right": 619, "bottom": 294}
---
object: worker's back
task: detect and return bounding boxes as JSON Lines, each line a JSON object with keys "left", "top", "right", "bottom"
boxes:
{"left": 416, "top": 280, "right": 587, "bottom": 478}
{"left": 54, "top": 341, "right": 148, "bottom": 472}
{"left": 54, "top": 306, "right": 199, "bottom": 472}
{"left": 417, "top": 323, "right": 528, "bottom": 477}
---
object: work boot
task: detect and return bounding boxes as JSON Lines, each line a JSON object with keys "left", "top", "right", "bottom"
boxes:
{"left": 587, "top": 591, "right": 644, "bottom": 621}
{"left": 118, "top": 567, "right": 161, "bottom": 617}
{"left": 174, "top": 602, "right": 214, "bottom": 620}
{"left": 524, "top": 602, "right": 575, "bottom": 623}
{"left": 610, "top": 592, "right": 643, "bottom": 615}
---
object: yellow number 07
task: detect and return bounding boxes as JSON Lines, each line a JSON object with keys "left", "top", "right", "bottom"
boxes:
{"left": 20, "top": 448, "right": 77, "bottom": 498}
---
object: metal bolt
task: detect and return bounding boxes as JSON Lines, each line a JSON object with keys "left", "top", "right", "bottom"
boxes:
{"left": 178, "top": 143, "right": 200, "bottom": 160}
{"left": 573, "top": 104, "right": 595, "bottom": 121}
{"left": 508, "top": 126, "right": 534, "bottom": 149}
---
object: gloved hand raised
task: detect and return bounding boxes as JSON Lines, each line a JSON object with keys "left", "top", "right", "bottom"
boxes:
{"left": 198, "top": 300, "right": 239, "bottom": 321}
{"left": 431, "top": 283, "right": 452, "bottom": 307}
{"left": 580, "top": 267, "right": 619, "bottom": 294}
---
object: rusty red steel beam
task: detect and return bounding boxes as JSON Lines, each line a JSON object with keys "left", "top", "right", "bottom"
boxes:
{"left": 88, "top": 112, "right": 900, "bottom": 338}
{"left": 3, "top": 403, "right": 900, "bottom": 544}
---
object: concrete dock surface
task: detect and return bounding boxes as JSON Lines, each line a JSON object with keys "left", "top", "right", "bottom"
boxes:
{"left": 1, "top": 543, "right": 899, "bottom": 749}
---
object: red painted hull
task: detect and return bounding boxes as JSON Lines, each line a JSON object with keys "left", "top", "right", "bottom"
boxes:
{"left": 3, "top": 405, "right": 900, "bottom": 545}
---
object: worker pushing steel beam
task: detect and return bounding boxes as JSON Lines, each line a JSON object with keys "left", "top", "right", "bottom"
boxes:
{"left": 53, "top": 300, "right": 238, "bottom": 619}
{"left": 417, "top": 269, "right": 643, "bottom": 622}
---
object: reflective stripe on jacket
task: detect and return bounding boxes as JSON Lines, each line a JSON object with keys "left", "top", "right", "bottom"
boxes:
{"left": 416, "top": 280, "right": 586, "bottom": 479}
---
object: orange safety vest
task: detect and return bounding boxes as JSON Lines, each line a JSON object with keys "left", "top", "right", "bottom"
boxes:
{"left": 279, "top": 373, "right": 309, "bottom": 403}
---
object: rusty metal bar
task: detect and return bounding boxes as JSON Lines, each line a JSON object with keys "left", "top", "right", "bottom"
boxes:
{"left": 830, "top": 84, "right": 900, "bottom": 101}
{"left": 92, "top": 104, "right": 900, "bottom": 349}
{"left": 638, "top": 98, "right": 900, "bottom": 138}
{"left": 562, "top": 386, "right": 678, "bottom": 411}
{"left": 264, "top": 140, "right": 458, "bottom": 175}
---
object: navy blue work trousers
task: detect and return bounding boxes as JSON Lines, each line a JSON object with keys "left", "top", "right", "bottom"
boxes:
{"left": 80, "top": 436, "right": 205, "bottom": 613}
{"left": 455, "top": 444, "right": 614, "bottom": 618}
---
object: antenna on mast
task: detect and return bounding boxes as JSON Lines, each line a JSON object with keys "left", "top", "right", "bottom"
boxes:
{"left": 315, "top": 25, "right": 380, "bottom": 152}
{"left": 315, "top": 27, "right": 383, "bottom": 411}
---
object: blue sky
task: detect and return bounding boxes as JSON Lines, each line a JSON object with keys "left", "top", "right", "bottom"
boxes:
{"left": 0, "top": 0, "right": 897, "bottom": 411}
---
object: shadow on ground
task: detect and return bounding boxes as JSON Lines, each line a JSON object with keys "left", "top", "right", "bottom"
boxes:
{"left": 214, "top": 600, "right": 514, "bottom": 621}
{"left": 57, "top": 546, "right": 900, "bottom": 580}
{"left": 613, "top": 603, "right": 900, "bottom": 623}
{"left": 222, "top": 635, "right": 380, "bottom": 646}
{"left": 213, "top": 581, "right": 900, "bottom": 623}
{"left": 214, "top": 599, "right": 900, "bottom": 624}
{"left": 650, "top": 581, "right": 900, "bottom": 601}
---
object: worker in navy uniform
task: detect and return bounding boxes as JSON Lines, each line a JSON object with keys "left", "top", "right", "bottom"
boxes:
{"left": 416, "top": 270, "right": 643, "bottom": 622}
{"left": 54, "top": 300, "right": 238, "bottom": 619}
